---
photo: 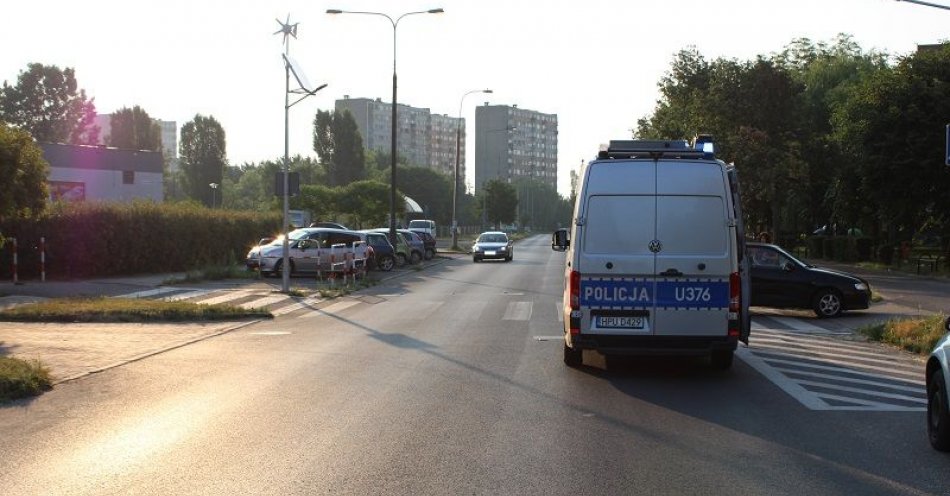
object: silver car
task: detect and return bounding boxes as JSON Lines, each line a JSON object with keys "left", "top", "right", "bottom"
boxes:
{"left": 472, "top": 231, "right": 513, "bottom": 262}
{"left": 926, "top": 316, "right": 950, "bottom": 451}
{"left": 258, "top": 228, "right": 368, "bottom": 277}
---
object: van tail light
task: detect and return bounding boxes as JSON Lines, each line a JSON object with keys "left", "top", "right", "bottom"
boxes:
{"left": 569, "top": 270, "right": 581, "bottom": 335}
{"left": 728, "top": 271, "right": 740, "bottom": 338}
{"left": 570, "top": 271, "right": 580, "bottom": 310}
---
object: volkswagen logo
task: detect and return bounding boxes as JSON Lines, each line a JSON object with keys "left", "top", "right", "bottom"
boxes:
{"left": 649, "top": 239, "right": 662, "bottom": 253}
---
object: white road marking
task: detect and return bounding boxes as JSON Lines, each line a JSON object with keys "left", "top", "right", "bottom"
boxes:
{"left": 271, "top": 298, "right": 323, "bottom": 316}
{"left": 248, "top": 331, "right": 292, "bottom": 336}
{"left": 555, "top": 301, "right": 563, "bottom": 322}
{"left": 299, "top": 300, "right": 360, "bottom": 318}
{"left": 503, "top": 301, "right": 533, "bottom": 321}
{"left": 116, "top": 287, "right": 184, "bottom": 299}
{"left": 739, "top": 328, "right": 926, "bottom": 411}
{"left": 163, "top": 289, "right": 214, "bottom": 301}
{"left": 239, "top": 295, "right": 289, "bottom": 309}
{"left": 196, "top": 290, "right": 257, "bottom": 305}
{"left": 772, "top": 316, "right": 849, "bottom": 335}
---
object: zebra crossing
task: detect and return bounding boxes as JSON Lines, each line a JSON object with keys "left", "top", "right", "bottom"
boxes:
{"left": 739, "top": 316, "right": 925, "bottom": 412}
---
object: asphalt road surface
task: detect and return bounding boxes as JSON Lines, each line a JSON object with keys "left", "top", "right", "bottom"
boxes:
{"left": 1, "top": 235, "right": 947, "bottom": 495}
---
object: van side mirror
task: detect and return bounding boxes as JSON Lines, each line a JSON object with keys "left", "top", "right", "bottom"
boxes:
{"left": 552, "top": 228, "right": 570, "bottom": 252}
{"left": 945, "top": 316, "right": 950, "bottom": 333}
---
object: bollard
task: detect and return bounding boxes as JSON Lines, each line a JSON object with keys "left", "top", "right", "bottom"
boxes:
{"left": 40, "top": 236, "right": 45, "bottom": 282}
{"left": 11, "top": 237, "right": 18, "bottom": 284}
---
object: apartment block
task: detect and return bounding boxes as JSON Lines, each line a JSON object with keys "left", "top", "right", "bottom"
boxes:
{"left": 474, "top": 104, "right": 558, "bottom": 193}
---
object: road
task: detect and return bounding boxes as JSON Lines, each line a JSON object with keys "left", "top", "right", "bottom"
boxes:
{"left": 1, "top": 235, "right": 948, "bottom": 495}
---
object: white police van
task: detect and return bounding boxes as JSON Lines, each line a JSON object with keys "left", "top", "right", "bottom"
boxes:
{"left": 551, "top": 137, "right": 751, "bottom": 369}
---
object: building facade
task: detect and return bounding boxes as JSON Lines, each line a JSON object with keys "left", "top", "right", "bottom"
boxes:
{"left": 474, "top": 104, "right": 558, "bottom": 193}
{"left": 41, "top": 143, "right": 164, "bottom": 203}
{"left": 334, "top": 96, "right": 465, "bottom": 179}
{"left": 93, "top": 114, "right": 178, "bottom": 171}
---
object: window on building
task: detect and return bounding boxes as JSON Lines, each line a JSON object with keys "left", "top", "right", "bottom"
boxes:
{"left": 123, "top": 170, "right": 134, "bottom": 184}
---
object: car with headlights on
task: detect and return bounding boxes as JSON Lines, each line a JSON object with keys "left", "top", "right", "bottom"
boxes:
{"left": 472, "top": 231, "right": 513, "bottom": 262}
{"left": 747, "top": 242, "right": 871, "bottom": 318}
{"left": 926, "top": 316, "right": 950, "bottom": 451}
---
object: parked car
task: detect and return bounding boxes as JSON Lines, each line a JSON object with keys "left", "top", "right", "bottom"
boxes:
{"left": 258, "top": 228, "right": 368, "bottom": 277}
{"left": 408, "top": 219, "right": 437, "bottom": 237}
{"left": 310, "top": 221, "right": 348, "bottom": 230}
{"left": 927, "top": 316, "right": 950, "bottom": 451}
{"left": 747, "top": 242, "right": 871, "bottom": 317}
{"left": 367, "top": 229, "right": 423, "bottom": 265}
{"left": 472, "top": 231, "right": 513, "bottom": 262}
{"left": 398, "top": 229, "right": 426, "bottom": 264}
{"left": 363, "top": 231, "right": 396, "bottom": 272}
{"left": 415, "top": 231, "right": 437, "bottom": 260}
{"left": 245, "top": 236, "right": 280, "bottom": 270}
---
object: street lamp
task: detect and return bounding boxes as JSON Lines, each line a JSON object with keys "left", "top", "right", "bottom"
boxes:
{"left": 327, "top": 7, "right": 443, "bottom": 246}
{"left": 452, "top": 89, "right": 492, "bottom": 250}
{"left": 209, "top": 182, "right": 219, "bottom": 208}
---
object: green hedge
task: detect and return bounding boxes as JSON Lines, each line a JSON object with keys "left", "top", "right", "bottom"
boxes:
{"left": 807, "top": 236, "right": 875, "bottom": 263}
{"left": 0, "top": 201, "right": 281, "bottom": 279}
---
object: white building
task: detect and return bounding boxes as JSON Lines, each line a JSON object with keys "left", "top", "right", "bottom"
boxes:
{"left": 41, "top": 143, "right": 164, "bottom": 203}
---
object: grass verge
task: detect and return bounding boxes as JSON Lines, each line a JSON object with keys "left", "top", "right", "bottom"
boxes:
{"left": 0, "top": 297, "right": 272, "bottom": 323}
{"left": 858, "top": 313, "right": 947, "bottom": 355}
{"left": 0, "top": 357, "right": 52, "bottom": 402}
{"left": 317, "top": 277, "right": 378, "bottom": 299}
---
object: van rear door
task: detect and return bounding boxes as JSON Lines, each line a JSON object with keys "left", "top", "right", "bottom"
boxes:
{"left": 653, "top": 161, "right": 732, "bottom": 336}
{"left": 578, "top": 160, "right": 657, "bottom": 335}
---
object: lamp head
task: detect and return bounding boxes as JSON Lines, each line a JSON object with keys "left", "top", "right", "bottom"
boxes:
{"left": 428, "top": 8, "right": 444, "bottom": 13}
{"left": 326, "top": 9, "right": 343, "bottom": 14}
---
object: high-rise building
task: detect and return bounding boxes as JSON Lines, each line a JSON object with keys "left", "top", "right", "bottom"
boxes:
{"left": 335, "top": 96, "right": 464, "bottom": 179}
{"left": 474, "top": 104, "right": 557, "bottom": 193}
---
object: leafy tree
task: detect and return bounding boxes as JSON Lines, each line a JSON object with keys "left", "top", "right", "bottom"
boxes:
{"left": 179, "top": 114, "right": 227, "bottom": 207}
{"left": 0, "top": 122, "right": 48, "bottom": 217}
{"left": 0, "top": 63, "right": 99, "bottom": 145}
{"left": 390, "top": 166, "right": 452, "bottom": 225}
{"left": 296, "top": 184, "right": 339, "bottom": 223}
{"left": 107, "top": 105, "right": 162, "bottom": 151}
{"left": 480, "top": 179, "right": 518, "bottom": 229}
{"left": 511, "top": 178, "right": 572, "bottom": 231}
{"left": 337, "top": 180, "right": 393, "bottom": 229}
{"left": 313, "top": 109, "right": 365, "bottom": 187}
{"left": 834, "top": 45, "right": 950, "bottom": 244}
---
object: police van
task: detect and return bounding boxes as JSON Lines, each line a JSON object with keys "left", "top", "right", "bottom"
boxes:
{"left": 551, "top": 137, "right": 751, "bottom": 369}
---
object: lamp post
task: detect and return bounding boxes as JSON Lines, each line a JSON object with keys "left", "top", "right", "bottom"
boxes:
{"left": 327, "top": 7, "right": 443, "bottom": 246}
{"left": 209, "top": 182, "right": 219, "bottom": 208}
{"left": 452, "top": 89, "right": 492, "bottom": 250}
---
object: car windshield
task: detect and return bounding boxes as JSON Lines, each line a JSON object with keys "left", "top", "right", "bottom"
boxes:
{"left": 409, "top": 221, "right": 430, "bottom": 229}
{"left": 478, "top": 234, "right": 507, "bottom": 243}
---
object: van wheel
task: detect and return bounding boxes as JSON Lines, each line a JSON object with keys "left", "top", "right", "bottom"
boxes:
{"left": 929, "top": 370, "right": 950, "bottom": 451}
{"left": 710, "top": 350, "right": 734, "bottom": 370}
{"left": 563, "top": 343, "right": 582, "bottom": 367}
{"left": 813, "top": 289, "right": 843, "bottom": 318}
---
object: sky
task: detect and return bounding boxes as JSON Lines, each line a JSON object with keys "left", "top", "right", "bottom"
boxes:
{"left": 2, "top": 0, "right": 949, "bottom": 198}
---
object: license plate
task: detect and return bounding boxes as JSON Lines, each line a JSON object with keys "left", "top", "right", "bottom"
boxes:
{"left": 596, "top": 316, "right": 645, "bottom": 329}
{"left": 485, "top": 251, "right": 496, "bottom": 256}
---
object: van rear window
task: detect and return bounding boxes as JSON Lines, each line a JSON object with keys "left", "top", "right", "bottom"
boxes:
{"left": 584, "top": 195, "right": 656, "bottom": 255}
{"left": 656, "top": 196, "right": 727, "bottom": 255}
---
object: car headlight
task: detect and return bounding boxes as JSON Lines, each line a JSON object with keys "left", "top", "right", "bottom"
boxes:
{"left": 854, "top": 283, "right": 868, "bottom": 291}
{"left": 498, "top": 247, "right": 507, "bottom": 251}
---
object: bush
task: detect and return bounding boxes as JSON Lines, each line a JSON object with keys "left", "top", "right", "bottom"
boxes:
{"left": 0, "top": 357, "right": 52, "bottom": 402}
{"left": 876, "top": 244, "right": 895, "bottom": 265}
{"left": 806, "top": 236, "right": 824, "bottom": 258}
{"left": 0, "top": 202, "right": 282, "bottom": 279}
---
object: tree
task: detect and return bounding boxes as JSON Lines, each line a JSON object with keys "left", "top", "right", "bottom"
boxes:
{"left": 0, "top": 122, "right": 48, "bottom": 218}
{"left": 390, "top": 166, "right": 452, "bottom": 225}
{"left": 107, "top": 106, "right": 162, "bottom": 151}
{"left": 313, "top": 109, "right": 365, "bottom": 187}
{"left": 179, "top": 114, "right": 227, "bottom": 207}
{"left": 480, "top": 179, "right": 518, "bottom": 229}
{"left": 0, "top": 63, "right": 99, "bottom": 145}
{"left": 337, "top": 180, "right": 393, "bottom": 229}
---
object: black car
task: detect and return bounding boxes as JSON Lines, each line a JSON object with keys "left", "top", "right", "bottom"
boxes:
{"left": 747, "top": 242, "right": 871, "bottom": 318}
{"left": 363, "top": 232, "right": 396, "bottom": 272}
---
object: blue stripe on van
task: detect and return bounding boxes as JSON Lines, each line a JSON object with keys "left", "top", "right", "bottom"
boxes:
{"left": 580, "top": 278, "right": 728, "bottom": 309}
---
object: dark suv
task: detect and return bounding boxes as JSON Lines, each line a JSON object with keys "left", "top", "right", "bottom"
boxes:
{"left": 364, "top": 232, "right": 396, "bottom": 271}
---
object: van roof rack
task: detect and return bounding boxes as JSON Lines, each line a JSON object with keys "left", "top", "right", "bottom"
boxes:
{"left": 598, "top": 137, "right": 715, "bottom": 160}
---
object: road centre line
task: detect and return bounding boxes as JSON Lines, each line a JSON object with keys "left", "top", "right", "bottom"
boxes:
{"left": 555, "top": 301, "right": 563, "bottom": 322}
{"left": 503, "top": 301, "right": 533, "bottom": 321}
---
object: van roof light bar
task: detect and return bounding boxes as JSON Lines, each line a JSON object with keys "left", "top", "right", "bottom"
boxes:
{"left": 598, "top": 139, "right": 712, "bottom": 160}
